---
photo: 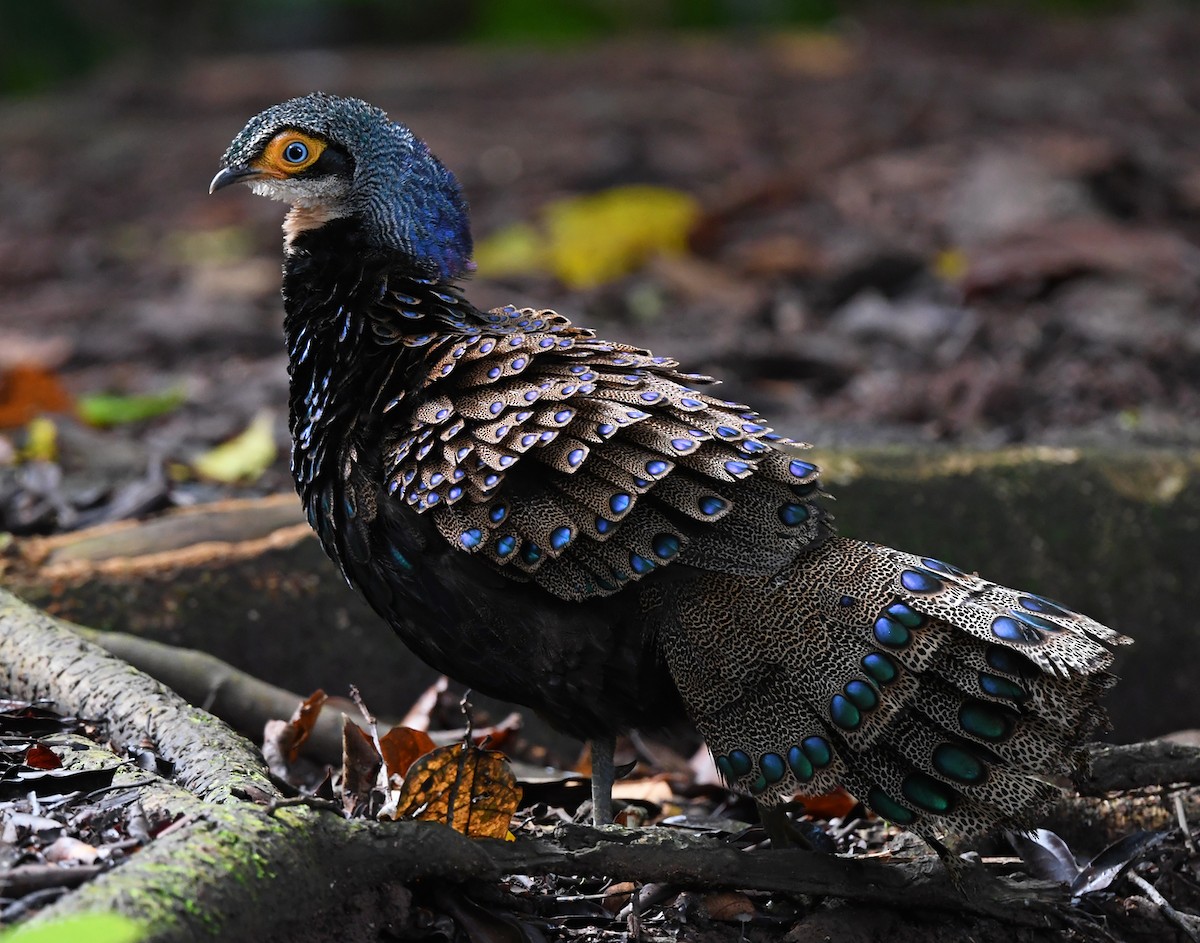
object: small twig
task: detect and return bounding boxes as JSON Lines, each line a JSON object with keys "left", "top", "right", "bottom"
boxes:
{"left": 265, "top": 794, "right": 345, "bottom": 817}
{"left": 460, "top": 689, "right": 475, "bottom": 743}
{"left": 1175, "top": 792, "right": 1198, "bottom": 856}
{"left": 1128, "top": 872, "right": 1200, "bottom": 942}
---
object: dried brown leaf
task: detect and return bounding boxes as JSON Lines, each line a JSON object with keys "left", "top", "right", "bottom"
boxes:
{"left": 341, "top": 719, "right": 382, "bottom": 817}
{"left": 24, "top": 743, "right": 61, "bottom": 770}
{"left": 379, "top": 726, "right": 436, "bottom": 783}
{"left": 391, "top": 742, "right": 522, "bottom": 838}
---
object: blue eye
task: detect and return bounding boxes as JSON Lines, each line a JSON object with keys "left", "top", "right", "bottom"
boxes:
{"left": 283, "top": 141, "right": 309, "bottom": 164}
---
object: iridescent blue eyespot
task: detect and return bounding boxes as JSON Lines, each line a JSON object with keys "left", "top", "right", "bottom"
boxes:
{"left": 884, "top": 602, "right": 925, "bottom": 628}
{"left": 760, "top": 752, "right": 785, "bottom": 783}
{"left": 681, "top": 398, "right": 703, "bottom": 408}
{"left": 670, "top": 438, "right": 695, "bottom": 452}
{"left": 802, "top": 736, "right": 832, "bottom": 767}
{"left": 900, "top": 569, "right": 943, "bottom": 594}
{"left": 550, "top": 527, "right": 573, "bottom": 551}
{"left": 787, "top": 746, "right": 813, "bottom": 781}
{"left": 742, "top": 422, "right": 766, "bottom": 434}
{"left": 959, "top": 702, "right": 1013, "bottom": 741}
{"left": 568, "top": 448, "right": 586, "bottom": 467}
{"left": 459, "top": 529, "right": 483, "bottom": 549}
{"left": 991, "top": 616, "right": 1042, "bottom": 643}
{"left": 778, "top": 502, "right": 809, "bottom": 526}
{"left": 698, "top": 496, "right": 727, "bottom": 516}
{"left": 980, "top": 673, "right": 1027, "bottom": 702}
{"left": 495, "top": 535, "right": 516, "bottom": 557}
{"left": 830, "top": 694, "right": 861, "bottom": 730}
{"left": 724, "top": 460, "right": 750, "bottom": 476}
{"left": 844, "top": 680, "right": 878, "bottom": 711}
{"left": 511, "top": 357, "right": 527, "bottom": 370}
{"left": 610, "top": 493, "right": 632, "bottom": 514}
{"left": 487, "top": 367, "right": 502, "bottom": 380}
{"left": 902, "top": 773, "right": 957, "bottom": 814}
{"left": 920, "top": 557, "right": 965, "bottom": 576}
{"left": 868, "top": 787, "right": 916, "bottom": 825}
{"left": 646, "top": 460, "right": 669, "bottom": 476}
{"left": 1009, "top": 609, "right": 1061, "bottom": 633}
{"left": 595, "top": 516, "right": 613, "bottom": 534}
{"left": 639, "top": 391, "right": 661, "bottom": 403}
{"left": 838, "top": 595, "right": 856, "bottom": 607}
{"left": 716, "top": 426, "right": 738, "bottom": 438}
{"left": 447, "top": 486, "right": 463, "bottom": 501}
{"left": 873, "top": 616, "right": 911, "bottom": 648}
{"left": 652, "top": 533, "right": 681, "bottom": 559}
{"left": 1019, "top": 595, "right": 1072, "bottom": 617}
{"left": 985, "top": 646, "right": 1031, "bottom": 677}
{"left": 788, "top": 459, "right": 817, "bottom": 478}
{"left": 862, "top": 652, "right": 898, "bottom": 684}
{"left": 489, "top": 401, "right": 503, "bottom": 415}
{"left": 489, "top": 504, "right": 508, "bottom": 523}
{"left": 597, "top": 423, "right": 616, "bottom": 437}
{"left": 728, "top": 750, "right": 752, "bottom": 776}
{"left": 520, "top": 542, "right": 542, "bottom": 564}
{"left": 629, "top": 553, "right": 655, "bottom": 574}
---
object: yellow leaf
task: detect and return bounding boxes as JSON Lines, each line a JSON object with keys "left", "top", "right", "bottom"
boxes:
{"left": 474, "top": 186, "right": 700, "bottom": 289}
{"left": 192, "top": 410, "right": 277, "bottom": 483}
{"left": 546, "top": 186, "right": 699, "bottom": 288}
{"left": 20, "top": 417, "right": 57, "bottom": 462}
{"left": 933, "top": 248, "right": 968, "bottom": 283}
{"left": 472, "top": 222, "right": 546, "bottom": 280}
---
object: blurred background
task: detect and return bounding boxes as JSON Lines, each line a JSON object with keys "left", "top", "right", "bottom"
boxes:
{"left": 0, "top": 1, "right": 1197, "bottom": 742}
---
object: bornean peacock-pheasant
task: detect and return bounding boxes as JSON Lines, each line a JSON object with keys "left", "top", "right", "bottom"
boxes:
{"left": 210, "top": 93, "right": 1130, "bottom": 854}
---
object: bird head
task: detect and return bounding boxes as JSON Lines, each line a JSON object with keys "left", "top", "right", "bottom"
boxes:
{"left": 211, "top": 93, "right": 473, "bottom": 280}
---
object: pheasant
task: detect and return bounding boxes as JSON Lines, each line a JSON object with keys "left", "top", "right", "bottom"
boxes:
{"left": 211, "top": 93, "right": 1129, "bottom": 854}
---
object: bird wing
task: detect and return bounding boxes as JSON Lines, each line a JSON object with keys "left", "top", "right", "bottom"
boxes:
{"left": 379, "top": 305, "right": 831, "bottom": 601}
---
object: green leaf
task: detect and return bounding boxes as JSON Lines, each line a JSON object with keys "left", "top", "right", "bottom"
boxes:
{"left": 192, "top": 410, "right": 277, "bottom": 483}
{"left": 78, "top": 389, "right": 186, "bottom": 427}
{"left": 0, "top": 914, "right": 144, "bottom": 943}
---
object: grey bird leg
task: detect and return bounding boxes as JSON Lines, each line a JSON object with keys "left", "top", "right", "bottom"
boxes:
{"left": 590, "top": 734, "right": 616, "bottom": 825}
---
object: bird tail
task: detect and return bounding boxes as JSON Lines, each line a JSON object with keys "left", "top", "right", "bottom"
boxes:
{"left": 654, "top": 536, "right": 1130, "bottom": 848}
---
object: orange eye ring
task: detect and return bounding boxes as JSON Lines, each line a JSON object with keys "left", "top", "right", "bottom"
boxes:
{"left": 255, "top": 130, "right": 325, "bottom": 176}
